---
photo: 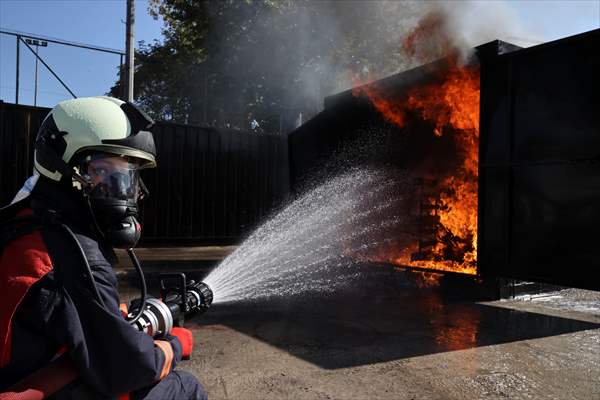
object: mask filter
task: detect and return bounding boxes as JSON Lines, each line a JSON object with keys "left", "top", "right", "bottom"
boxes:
{"left": 88, "top": 198, "right": 142, "bottom": 248}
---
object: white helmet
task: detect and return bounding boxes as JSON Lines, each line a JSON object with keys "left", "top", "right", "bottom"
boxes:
{"left": 33, "top": 96, "right": 157, "bottom": 248}
{"left": 34, "top": 96, "right": 156, "bottom": 182}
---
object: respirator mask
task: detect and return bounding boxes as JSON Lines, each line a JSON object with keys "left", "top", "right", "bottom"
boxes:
{"left": 78, "top": 153, "right": 148, "bottom": 248}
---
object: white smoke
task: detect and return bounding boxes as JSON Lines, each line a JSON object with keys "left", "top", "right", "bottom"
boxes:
{"left": 290, "top": 0, "right": 536, "bottom": 108}
{"left": 208, "top": 1, "right": 535, "bottom": 122}
{"left": 433, "top": 0, "right": 540, "bottom": 52}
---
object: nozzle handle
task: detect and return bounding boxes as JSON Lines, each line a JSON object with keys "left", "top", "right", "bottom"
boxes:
{"left": 160, "top": 272, "right": 187, "bottom": 312}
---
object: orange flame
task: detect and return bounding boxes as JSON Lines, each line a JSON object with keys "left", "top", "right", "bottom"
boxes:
{"left": 353, "top": 59, "right": 479, "bottom": 276}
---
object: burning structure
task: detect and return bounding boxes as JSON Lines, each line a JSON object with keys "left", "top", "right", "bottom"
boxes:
{"left": 351, "top": 55, "right": 480, "bottom": 276}
{"left": 289, "top": 28, "right": 600, "bottom": 291}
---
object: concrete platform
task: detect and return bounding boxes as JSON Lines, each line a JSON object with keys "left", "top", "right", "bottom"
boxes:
{"left": 119, "top": 268, "right": 600, "bottom": 400}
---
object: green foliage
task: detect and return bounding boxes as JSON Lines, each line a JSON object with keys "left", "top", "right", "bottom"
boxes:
{"left": 110, "top": 0, "right": 421, "bottom": 132}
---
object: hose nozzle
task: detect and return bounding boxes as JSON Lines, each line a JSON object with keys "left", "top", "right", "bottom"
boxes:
{"left": 195, "top": 282, "right": 213, "bottom": 315}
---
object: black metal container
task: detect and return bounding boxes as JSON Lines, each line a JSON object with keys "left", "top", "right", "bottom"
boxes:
{"left": 477, "top": 30, "right": 600, "bottom": 290}
{"left": 288, "top": 29, "right": 600, "bottom": 291}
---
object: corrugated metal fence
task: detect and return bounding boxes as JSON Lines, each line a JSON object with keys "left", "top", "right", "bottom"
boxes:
{"left": 143, "top": 122, "right": 289, "bottom": 244}
{"left": 0, "top": 101, "right": 289, "bottom": 245}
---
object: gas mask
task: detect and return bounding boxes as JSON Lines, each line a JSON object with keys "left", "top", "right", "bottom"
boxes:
{"left": 77, "top": 153, "right": 148, "bottom": 248}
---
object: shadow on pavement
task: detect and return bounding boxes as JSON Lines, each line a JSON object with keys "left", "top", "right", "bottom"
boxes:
{"left": 189, "top": 268, "right": 600, "bottom": 369}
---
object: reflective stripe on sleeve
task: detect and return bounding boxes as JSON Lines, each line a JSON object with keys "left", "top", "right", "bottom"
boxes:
{"left": 153, "top": 340, "right": 173, "bottom": 380}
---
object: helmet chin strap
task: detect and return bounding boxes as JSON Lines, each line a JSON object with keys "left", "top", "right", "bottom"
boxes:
{"left": 67, "top": 169, "right": 102, "bottom": 234}
{"left": 72, "top": 171, "right": 89, "bottom": 186}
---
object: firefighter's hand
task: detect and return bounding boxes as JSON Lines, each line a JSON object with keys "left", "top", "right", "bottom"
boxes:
{"left": 170, "top": 327, "right": 193, "bottom": 360}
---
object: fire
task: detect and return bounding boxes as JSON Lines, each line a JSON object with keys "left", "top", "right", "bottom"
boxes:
{"left": 401, "top": 11, "right": 454, "bottom": 64}
{"left": 353, "top": 58, "right": 480, "bottom": 276}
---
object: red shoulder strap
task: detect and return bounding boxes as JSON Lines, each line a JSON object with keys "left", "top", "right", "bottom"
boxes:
{"left": 0, "top": 209, "right": 53, "bottom": 368}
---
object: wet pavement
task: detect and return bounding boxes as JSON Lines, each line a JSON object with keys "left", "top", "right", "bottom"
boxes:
{"left": 119, "top": 268, "right": 600, "bottom": 399}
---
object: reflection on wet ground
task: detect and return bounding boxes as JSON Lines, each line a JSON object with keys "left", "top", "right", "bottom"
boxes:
{"left": 191, "top": 268, "right": 599, "bottom": 369}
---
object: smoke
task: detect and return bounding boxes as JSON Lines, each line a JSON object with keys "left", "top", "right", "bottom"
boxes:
{"left": 205, "top": 0, "right": 532, "bottom": 128}
{"left": 430, "top": 1, "right": 537, "bottom": 58}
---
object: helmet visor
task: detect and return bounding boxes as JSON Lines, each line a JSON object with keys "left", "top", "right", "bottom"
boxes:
{"left": 81, "top": 154, "right": 143, "bottom": 202}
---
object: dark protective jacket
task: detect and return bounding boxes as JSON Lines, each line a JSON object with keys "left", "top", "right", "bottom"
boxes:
{"left": 0, "top": 178, "right": 182, "bottom": 396}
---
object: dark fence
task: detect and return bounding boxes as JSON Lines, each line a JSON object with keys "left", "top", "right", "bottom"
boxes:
{"left": 0, "top": 101, "right": 289, "bottom": 245}
{"left": 142, "top": 123, "right": 289, "bottom": 245}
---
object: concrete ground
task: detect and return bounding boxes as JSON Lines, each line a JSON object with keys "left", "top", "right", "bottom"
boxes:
{"left": 114, "top": 247, "right": 237, "bottom": 267}
{"left": 117, "top": 256, "right": 600, "bottom": 400}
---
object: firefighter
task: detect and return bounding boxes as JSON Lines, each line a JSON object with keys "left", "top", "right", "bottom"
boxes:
{"left": 0, "top": 97, "right": 207, "bottom": 400}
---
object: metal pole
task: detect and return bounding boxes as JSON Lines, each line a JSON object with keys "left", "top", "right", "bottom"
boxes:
{"left": 34, "top": 44, "right": 39, "bottom": 106}
{"left": 15, "top": 35, "right": 20, "bottom": 104}
{"left": 125, "top": 0, "right": 135, "bottom": 102}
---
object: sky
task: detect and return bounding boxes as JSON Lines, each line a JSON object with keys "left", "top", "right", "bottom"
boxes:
{"left": 0, "top": 0, "right": 163, "bottom": 106}
{"left": 1, "top": 0, "right": 599, "bottom": 108}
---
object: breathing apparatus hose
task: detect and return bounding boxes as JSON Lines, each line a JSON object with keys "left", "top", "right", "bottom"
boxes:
{"left": 59, "top": 223, "right": 106, "bottom": 308}
{"left": 126, "top": 248, "right": 147, "bottom": 325}
{"left": 59, "top": 224, "right": 148, "bottom": 324}
{"left": 60, "top": 218, "right": 209, "bottom": 337}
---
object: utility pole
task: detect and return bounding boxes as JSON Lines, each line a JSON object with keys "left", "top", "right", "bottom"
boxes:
{"left": 125, "top": 0, "right": 135, "bottom": 102}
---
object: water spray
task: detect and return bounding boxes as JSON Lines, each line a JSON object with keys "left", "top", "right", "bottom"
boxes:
{"left": 202, "top": 167, "right": 412, "bottom": 304}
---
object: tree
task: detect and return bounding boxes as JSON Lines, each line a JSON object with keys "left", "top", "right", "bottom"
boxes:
{"left": 110, "top": 0, "right": 423, "bottom": 131}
